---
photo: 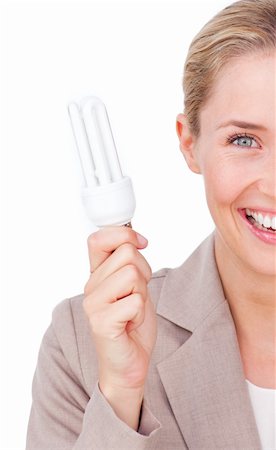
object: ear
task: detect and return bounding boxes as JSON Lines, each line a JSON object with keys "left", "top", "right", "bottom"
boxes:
{"left": 176, "top": 113, "right": 201, "bottom": 174}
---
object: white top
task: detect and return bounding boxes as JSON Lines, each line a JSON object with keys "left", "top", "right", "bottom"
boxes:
{"left": 245, "top": 379, "right": 276, "bottom": 450}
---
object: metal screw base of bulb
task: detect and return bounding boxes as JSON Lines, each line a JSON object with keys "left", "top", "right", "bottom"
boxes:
{"left": 123, "top": 222, "right": 132, "bottom": 228}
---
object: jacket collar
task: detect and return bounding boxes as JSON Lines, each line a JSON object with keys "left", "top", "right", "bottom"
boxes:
{"left": 155, "top": 230, "right": 262, "bottom": 449}
{"left": 156, "top": 230, "right": 225, "bottom": 332}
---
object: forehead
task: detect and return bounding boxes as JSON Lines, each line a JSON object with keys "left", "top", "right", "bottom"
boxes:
{"left": 199, "top": 52, "right": 275, "bottom": 132}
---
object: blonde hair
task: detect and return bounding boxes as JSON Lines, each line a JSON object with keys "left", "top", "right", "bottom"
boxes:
{"left": 183, "top": 0, "right": 276, "bottom": 137}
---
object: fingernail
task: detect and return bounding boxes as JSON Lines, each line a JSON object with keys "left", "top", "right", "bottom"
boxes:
{"left": 136, "top": 232, "right": 148, "bottom": 246}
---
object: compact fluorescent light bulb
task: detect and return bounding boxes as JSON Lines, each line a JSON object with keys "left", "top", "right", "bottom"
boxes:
{"left": 68, "top": 96, "right": 136, "bottom": 228}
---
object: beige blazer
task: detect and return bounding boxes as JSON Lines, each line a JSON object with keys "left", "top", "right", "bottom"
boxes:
{"left": 26, "top": 230, "right": 262, "bottom": 449}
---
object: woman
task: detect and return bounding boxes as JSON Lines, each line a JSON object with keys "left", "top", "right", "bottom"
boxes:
{"left": 26, "top": 0, "right": 275, "bottom": 448}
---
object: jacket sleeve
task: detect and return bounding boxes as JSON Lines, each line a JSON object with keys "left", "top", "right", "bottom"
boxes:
{"left": 25, "top": 300, "right": 162, "bottom": 450}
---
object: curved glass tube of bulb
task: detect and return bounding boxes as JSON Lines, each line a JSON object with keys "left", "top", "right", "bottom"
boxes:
{"left": 68, "top": 96, "right": 123, "bottom": 188}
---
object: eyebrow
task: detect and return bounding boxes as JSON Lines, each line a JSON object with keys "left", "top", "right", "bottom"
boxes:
{"left": 215, "top": 120, "right": 267, "bottom": 131}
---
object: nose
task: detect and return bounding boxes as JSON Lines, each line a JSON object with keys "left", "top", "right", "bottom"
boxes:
{"left": 257, "top": 147, "right": 276, "bottom": 200}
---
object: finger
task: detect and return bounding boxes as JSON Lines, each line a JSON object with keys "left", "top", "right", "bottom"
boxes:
{"left": 84, "top": 243, "right": 152, "bottom": 295}
{"left": 87, "top": 293, "right": 145, "bottom": 340}
{"left": 83, "top": 264, "right": 148, "bottom": 314}
{"left": 87, "top": 226, "right": 148, "bottom": 273}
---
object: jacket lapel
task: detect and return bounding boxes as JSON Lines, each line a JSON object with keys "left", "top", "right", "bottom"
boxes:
{"left": 156, "top": 231, "right": 261, "bottom": 449}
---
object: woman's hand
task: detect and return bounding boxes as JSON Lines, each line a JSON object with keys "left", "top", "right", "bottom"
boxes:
{"left": 83, "top": 226, "right": 157, "bottom": 395}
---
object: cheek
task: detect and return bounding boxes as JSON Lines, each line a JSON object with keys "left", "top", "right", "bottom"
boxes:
{"left": 202, "top": 156, "right": 249, "bottom": 211}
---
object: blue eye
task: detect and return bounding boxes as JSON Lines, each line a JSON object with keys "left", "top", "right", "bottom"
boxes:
{"left": 227, "top": 133, "right": 259, "bottom": 148}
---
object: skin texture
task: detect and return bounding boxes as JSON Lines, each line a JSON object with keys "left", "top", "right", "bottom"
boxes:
{"left": 176, "top": 51, "right": 276, "bottom": 388}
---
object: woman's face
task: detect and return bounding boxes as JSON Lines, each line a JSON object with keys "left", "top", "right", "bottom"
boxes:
{"left": 177, "top": 52, "right": 276, "bottom": 277}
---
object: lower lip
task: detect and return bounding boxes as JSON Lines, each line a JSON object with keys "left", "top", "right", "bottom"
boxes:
{"left": 238, "top": 209, "right": 276, "bottom": 245}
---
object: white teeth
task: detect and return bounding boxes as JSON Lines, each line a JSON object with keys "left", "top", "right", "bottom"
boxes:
{"left": 257, "top": 213, "right": 263, "bottom": 226}
{"left": 245, "top": 208, "right": 276, "bottom": 230}
{"left": 263, "top": 215, "right": 271, "bottom": 229}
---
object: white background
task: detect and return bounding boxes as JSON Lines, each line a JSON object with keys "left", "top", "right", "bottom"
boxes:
{"left": 1, "top": 0, "right": 231, "bottom": 448}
